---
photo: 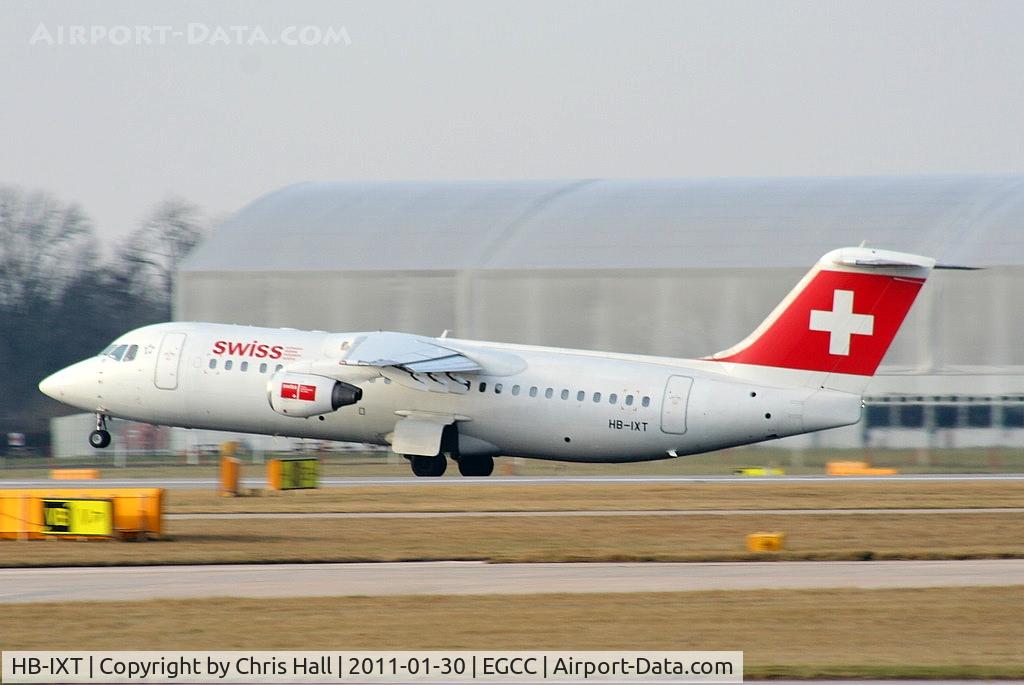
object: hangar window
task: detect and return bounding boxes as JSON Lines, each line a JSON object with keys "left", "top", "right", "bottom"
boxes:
{"left": 1004, "top": 406, "right": 1024, "bottom": 428}
{"left": 967, "top": 405, "right": 991, "bottom": 427}
{"left": 898, "top": 405, "right": 923, "bottom": 428}
{"left": 561, "top": 389, "right": 569, "bottom": 400}
{"left": 123, "top": 345, "right": 138, "bottom": 362}
{"left": 577, "top": 390, "right": 585, "bottom": 401}
{"left": 609, "top": 393, "right": 618, "bottom": 404}
{"left": 208, "top": 359, "right": 217, "bottom": 369}
{"left": 593, "top": 392, "right": 602, "bottom": 403}
{"left": 495, "top": 383, "right": 503, "bottom": 394}
{"left": 625, "top": 395, "right": 634, "bottom": 406}
{"left": 934, "top": 405, "right": 958, "bottom": 428}
{"left": 259, "top": 363, "right": 268, "bottom": 373}
{"left": 529, "top": 386, "right": 538, "bottom": 397}
{"left": 240, "top": 361, "right": 249, "bottom": 372}
{"left": 545, "top": 388, "right": 553, "bottom": 399}
{"left": 479, "top": 382, "right": 487, "bottom": 392}
{"left": 224, "top": 360, "right": 233, "bottom": 371}
{"left": 512, "top": 385, "right": 520, "bottom": 396}
{"left": 642, "top": 396, "right": 650, "bottom": 408}
{"left": 865, "top": 405, "right": 891, "bottom": 428}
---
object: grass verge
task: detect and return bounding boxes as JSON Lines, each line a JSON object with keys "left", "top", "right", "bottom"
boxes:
{"left": 2, "top": 511, "right": 1022, "bottom": 567}
{"left": 164, "top": 480, "right": 1024, "bottom": 514}
{"left": 1, "top": 587, "right": 1021, "bottom": 678}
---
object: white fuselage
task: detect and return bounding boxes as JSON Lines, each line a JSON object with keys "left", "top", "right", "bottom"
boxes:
{"left": 42, "top": 321, "right": 863, "bottom": 463}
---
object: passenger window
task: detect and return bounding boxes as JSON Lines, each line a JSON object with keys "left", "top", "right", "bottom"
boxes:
{"left": 480, "top": 382, "right": 487, "bottom": 392}
{"left": 209, "top": 359, "right": 217, "bottom": 369}
{"left": 259, "top": 363, "right": 268, "bottom": 373}
{"left": 495, "top": 383, "right": 503, "bottom": 394}
{"left": 224, "top": 360, "right": 233, "bottom": 370}
{"left": 626, "top": 395, "right": 634, "bottom": 406}
{"left": 593, "top": 392, "right": 601, "bottom": 403}
{"left": 123, "top": 345, "right": 138, "bottom": 362}
{"left": 108, "top": 344, "right": 127, "bottom": 361}
{"left": 240, "top": 361, "right": 248, "bottom": 372}
{"left": 512, "top": 385, "right": 520, "bottom": 396}
{"left": 609, "top": 393, "right": 618, "bottom": 404}
{"left": 545, "top": 388, "right": 553, "bottom": 399}
{"left": 642, "top": 396, "right": 651, "bottom": 408}
{"left": 560, "top": 389, "right": 569, "bottom": 400}
{"left": 529, "top": 386, "right": 538, "bottom": 397}
{"left": 275, "top": 364, "right": 283, "bottom": 373}
{"left": 577, "top": 390, "right": 585, "bottom": 401}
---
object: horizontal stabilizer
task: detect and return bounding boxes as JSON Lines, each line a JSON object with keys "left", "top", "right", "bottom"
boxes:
{"left": 934, "top": 263, "right": 982, "bottom": 270}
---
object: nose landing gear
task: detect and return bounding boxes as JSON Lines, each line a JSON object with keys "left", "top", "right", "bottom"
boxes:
{"left": 89, "top": 414, "right": 111, "bottom": 449}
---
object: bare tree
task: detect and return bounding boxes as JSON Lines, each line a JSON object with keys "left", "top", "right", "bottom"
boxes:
{"left": 0, "top": 186, "right": 100, "bottom": 441}
{"left": 0, "top": 188, "right": 208, "bottom": 445}
{"left": 0, "top": 185, "right": 96, "bottom": 312}
{"left": 117, "top": 196, "right": 205, "bottom": 301}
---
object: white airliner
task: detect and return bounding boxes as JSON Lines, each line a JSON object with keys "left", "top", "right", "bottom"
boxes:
{"left": 40, "top": 247, "right": 935, "bottom": 477}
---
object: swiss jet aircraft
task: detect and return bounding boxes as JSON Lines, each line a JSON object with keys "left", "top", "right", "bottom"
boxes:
{"left": 40, "top": 247, "right": 935, "bottom": 477}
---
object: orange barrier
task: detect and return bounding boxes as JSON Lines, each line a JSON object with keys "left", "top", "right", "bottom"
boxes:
{"left": 733, "top": 466, "right": 785, "bottom": 476}
{"left": 826, "top": 461, "right": 899, "bottom": 476}
{"left": 0, "top": 488, "right": 163, "bottom": 540}
{"left": 220, "top": 455, "right": 241, "bottom": 496}
{"left": 747, "top": 532, "right": 785, "bottom": 552}
{"left": 50, "top": 468, "right": 100, "bottom": 480}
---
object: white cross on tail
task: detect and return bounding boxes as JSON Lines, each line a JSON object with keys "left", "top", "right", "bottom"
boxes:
{"left": 809, "top": 289, "right": 875, "bottom": 356}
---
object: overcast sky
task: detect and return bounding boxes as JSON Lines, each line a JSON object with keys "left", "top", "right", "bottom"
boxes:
{"left": 2, "top": 0, "right": 1023, "bottom": 245}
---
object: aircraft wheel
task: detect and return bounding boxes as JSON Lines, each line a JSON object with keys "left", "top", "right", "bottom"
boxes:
{"left": 457, "top": 455, "right": 494, "bottom": 477}
{"left": 410, "top": 455, "right": 447, "bottom": 477}
{"left": 89, "top": 429, "right": 111, "bottom": 449}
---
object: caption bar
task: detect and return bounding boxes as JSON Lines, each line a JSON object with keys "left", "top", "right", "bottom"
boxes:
{"left": 3, "top": 651, "right": 743, "bottom": 683}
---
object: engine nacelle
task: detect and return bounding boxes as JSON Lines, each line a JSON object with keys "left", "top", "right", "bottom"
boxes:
{"left": 268, "top": 373, "right": 362, "bottom": 418}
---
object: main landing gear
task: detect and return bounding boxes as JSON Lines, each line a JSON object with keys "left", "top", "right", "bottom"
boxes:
{"left": 89, "top": 413, "right": 111, "bottom": 449}
{"left": 405, "top": 454, "right": 495, "bottom": 477}
{"left": 409, "top": 455, "right": 447, "bottom": 477}
{"left": 403, "top": 425, "right": 494, "bottom": 477}
{"left": 457, "top": 455, "right": 494, "bottom": 477}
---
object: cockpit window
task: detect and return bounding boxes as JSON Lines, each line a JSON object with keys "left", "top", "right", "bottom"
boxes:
{"left": 101, "top": 343, "right": 140, "bottom": 361}
{"left": 108, "top": 344, "right": 128, "bottom": 361}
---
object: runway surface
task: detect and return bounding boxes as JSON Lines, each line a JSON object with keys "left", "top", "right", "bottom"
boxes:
{"left": 3, "top": 559, "right": 1022, "bottom": 604}
{"left": 3, "top": 473, "right": 1024, "bottom": 489}
{"left": 165, "top": 507, "right": 1024, "bottom": 520}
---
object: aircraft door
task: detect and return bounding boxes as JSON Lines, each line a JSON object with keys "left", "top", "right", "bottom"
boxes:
{"left": 154, "top": 333, "right": 187, "bottom": 390}
{"left": 660, "top": 375, "right": 693, "bottom": 434}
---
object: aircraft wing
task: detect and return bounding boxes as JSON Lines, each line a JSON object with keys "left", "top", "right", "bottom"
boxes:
{"left": 294, "top": 332, "right": 483, "bottom": 393}
{"left": 340, "top": 332, "right": 482, "bottom": 373}
{"left": 297, "top": 331, "right": 526, "bottom": 393}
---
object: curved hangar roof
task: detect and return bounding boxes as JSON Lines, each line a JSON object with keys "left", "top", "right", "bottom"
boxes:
{"left": 181, "top": 176, "right": 1024, "bottom": 272}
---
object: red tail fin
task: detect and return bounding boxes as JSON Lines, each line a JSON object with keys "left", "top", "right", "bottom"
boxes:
{"left": 709, "top": 248, "right": 934, "bottom": 377}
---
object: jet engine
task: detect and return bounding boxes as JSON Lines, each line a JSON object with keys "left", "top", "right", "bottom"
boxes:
{"left": 268, "top": 373, "right": 362, "bottom": 418}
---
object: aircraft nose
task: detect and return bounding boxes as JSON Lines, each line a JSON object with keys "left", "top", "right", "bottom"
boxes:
{"left": 39, "top": 367, "right": 74, "bottom": 400}
{"left": 38, "top": 360, "right": 97, "bottom": 403}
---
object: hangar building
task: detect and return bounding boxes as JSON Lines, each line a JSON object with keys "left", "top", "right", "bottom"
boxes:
{"left": 175, "top": 176, "right": 1024, "bottom": 450}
